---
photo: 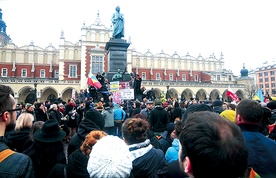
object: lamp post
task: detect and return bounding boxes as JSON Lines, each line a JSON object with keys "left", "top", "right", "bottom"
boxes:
{"left": 166, "top": 85, "right": 170, "bottom": 100}
{"left": 34, "top": 82, "right": 37, "bottom": 102}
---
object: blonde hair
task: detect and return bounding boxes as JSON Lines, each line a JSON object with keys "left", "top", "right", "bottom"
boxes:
{"left": 15, "top": 113, "right": 33, "bottom": 131}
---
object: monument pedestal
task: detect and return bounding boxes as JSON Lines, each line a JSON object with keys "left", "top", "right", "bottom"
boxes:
{"left": 105, "top": 38, "right": 131, "bottom": 82}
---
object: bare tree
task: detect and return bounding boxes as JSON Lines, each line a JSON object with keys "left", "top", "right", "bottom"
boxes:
{"left": 243, "top": 80, "right": 257, "bottom": 99}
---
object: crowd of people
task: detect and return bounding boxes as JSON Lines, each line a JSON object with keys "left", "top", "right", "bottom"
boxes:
{"left": 1, "top": 83, "right": 276, "bottom": 177}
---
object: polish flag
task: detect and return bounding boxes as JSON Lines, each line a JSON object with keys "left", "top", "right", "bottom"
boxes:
{"left": 226, "top": 86, "right": 239, "bottom": 102}
{"left": 87, "top": 73, "right": 102, "bottom": 89}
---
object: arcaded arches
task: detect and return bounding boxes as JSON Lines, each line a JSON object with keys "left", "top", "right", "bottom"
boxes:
{"left": 40, "top": 87, "right": 58, "bottom": 102}
{"left": 154, "top": 88, "right": 162, "bottom": 99}
{"left": 61, "top": 87, "right": 79, "bottom": 103}
{"left": 181, "top": 89, "right": 194, "bottom": 101}
{"left": 210, "top": 89, "right": 221, "bottom": 100}
{"left": 167, "top": 88, "right": 179, "bottom": 99}
{"left": 195, "top": 89, "right": 207, "bottom": 101}
{"left": 236, "top": 89, "right": 245, "bottom": 99}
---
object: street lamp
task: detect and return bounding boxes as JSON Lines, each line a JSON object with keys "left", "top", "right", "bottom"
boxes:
{"left": 166, "top": 85, "right": 170, "bottom": 99}
{"left": 34, "top": 82, "right": 37, "bottom": 102}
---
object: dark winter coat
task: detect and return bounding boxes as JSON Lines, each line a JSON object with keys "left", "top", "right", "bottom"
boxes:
{"left": 48, "top": 149, "right": 90, "bottom": 178}
{"left": 131, "top": 148, "right": 167, "bottom": 178}
{"left": 159, "top": 131, "right": 173, "bottom": 154}
{"left": 8, "top": 127, "right": 31, "bottom": 153}
{"left": 239, "top": 123, "right": 276, "bottom": 177}
{"left": 35, "top": 108, "right": 48, "bottom": 122}
{"left": 149, "top": 106, "right": 169, "bottom": 132}
{"left": 67, "top": 109, "right": 105, "bottom": 156}
{"left": 49, "top": 109, "right": 62, "bottom": 124}
{"left": 24, "top": 141, "right": 66, "bottom": 178}
{"left": 0, "top": 141, "right": 35, "bottom": 178}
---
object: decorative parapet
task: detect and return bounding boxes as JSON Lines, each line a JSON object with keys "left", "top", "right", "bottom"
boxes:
{"left": 0, "top": 77, "right": 80, "bottom": 85}
{"left": 142, "top": 80, "right": 245, "bottom": 88}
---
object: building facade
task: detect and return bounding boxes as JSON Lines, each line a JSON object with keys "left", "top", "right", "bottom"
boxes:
{"left": 255, "top": 64, "right": 276, "bottom": 96}
{"left": 0, "top": 9, "right": 247, "bottom": 103}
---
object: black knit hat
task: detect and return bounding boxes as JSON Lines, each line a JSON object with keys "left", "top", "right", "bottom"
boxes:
{"left": 267, "top": 101, "right": 276, "bottom": 110}
{"left": 212, "top": 100, "right": 223, "bottom": 107}
{"left": 84, "top": 109, "right": 105, "bottom": 130}
{"left": 182, "top": 104, "right": 213, "bottom": 123}
{"left": 34, "top": 119, "right": 66, "bottom": 142}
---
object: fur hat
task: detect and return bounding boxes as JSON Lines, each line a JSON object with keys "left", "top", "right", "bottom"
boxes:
{"left": 34, "top": 119, "right": 66, "bottom": 142}
{"left": 87, "top": 135, "right": 132, "bottom": 178}
{"left": 80, "top": 130, "right": 107, "bottom": 155}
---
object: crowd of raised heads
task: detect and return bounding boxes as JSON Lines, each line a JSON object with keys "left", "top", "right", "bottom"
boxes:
{"left": 1, "top": 83, "right": 276, "bottom": 177}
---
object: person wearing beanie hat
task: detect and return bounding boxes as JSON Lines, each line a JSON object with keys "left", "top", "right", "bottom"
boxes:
{"left": 165, "top": 120, "right": 183, "bottom": 163}
{"left": 149, "top": 99, "right": 169, "bottom": 135}
{"left": 182, "top": 103, "right": 213, "bottom": 123}
{"left": 220, "top": 109, "right": 236, "bottom": 122}
{"left": 122, "top": 118, "right": 167, "bottom": 177}
{"left": 48, "top": 130, "right": 107, "bottom": 178}
{"left": 24, "top": 103, "right": 35, "bottom": 116}
{"left": 212, "top": 100, "right": 224, "bottom": 114}
{"left": 87, "top": 135, "right": 133, "bottom": 178}
{"left": 267, "top": 101, "right": 276, "bottom": 110}
{"left": 67, "top": 108, "right": 105, "bottom": 156}
{"left": 159, "top": 123, "right": 176, "bottom": 153}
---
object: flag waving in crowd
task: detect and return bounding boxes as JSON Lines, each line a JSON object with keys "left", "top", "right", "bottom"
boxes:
{"left": 87, "top": 73, "right": 102, "bottom": 89}
{"left": 227, "top": 86, "right": 239, "bottom": 102}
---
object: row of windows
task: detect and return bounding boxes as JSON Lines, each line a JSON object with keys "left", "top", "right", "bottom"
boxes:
{"left": 1, "top": 68, "right": 59, "bottom": 78}
{"left": 259, "top": 77, "right": 275, "bottom": 82}
{"left": 260, "top": 83, "right": 276, "bottom": 88}
{"left": 140, "top": 72, "right": 199, "bottom": 81}
{"left": 259, "top": 71, "right": 275, "bottom": 77}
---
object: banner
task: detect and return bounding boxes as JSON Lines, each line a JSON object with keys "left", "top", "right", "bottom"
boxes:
{"left": 110, "top": 81, "right": 120, "bottom": 92}
{"left": 112, "top": 91, "right": 121, "bottom": 104}
{"left": 120, "top": 89, "right": 134, "bottom": 100}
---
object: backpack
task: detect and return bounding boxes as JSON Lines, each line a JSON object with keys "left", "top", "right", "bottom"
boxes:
{"left": 0, "top": 149, "right": 15, "bottom": 163}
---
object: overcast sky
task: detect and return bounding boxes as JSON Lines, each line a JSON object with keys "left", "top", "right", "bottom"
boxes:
{"left": 1, "top": 0, "right": 276, "bottom": 75}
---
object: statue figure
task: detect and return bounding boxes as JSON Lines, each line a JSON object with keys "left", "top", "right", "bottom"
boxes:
{"left": 112, "top": 69, "right": 123, "bottom": 81}
{"left": 111, "top": 6, "right": 124, "bottom": 39}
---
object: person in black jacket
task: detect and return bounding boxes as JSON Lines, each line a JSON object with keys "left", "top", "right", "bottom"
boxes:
{"left": 67, "top": 108, "right": 105, "bottom": 156}
{"left": 48, "top": 130, "right": 107, "bottom": 178}
{"left": 149, "top": 99, "right": 169, "bottom": 135}
{"left": 122, "top": 117, "right": 168, "bottom": 177}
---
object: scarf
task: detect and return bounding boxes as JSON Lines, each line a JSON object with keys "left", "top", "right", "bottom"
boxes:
{"left": 128, "top": 139, "right": 152, "bottom": 161}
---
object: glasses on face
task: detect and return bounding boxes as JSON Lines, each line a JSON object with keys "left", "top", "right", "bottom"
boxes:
{"left": 0, "top": 108, "right": 21, "bottom": 117}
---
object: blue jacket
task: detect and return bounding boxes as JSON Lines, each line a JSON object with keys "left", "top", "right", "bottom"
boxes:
{"left": 0, "top": 141, "right": 35, "bottom": 177}
{"left": 165, "top": 139, "right": 179, "bottom": 163}
{"left": 113, "top": 105, "right": 126, "bottom": 121}
{"left": 239, "top": 123, "right": 276, "bottom": 177}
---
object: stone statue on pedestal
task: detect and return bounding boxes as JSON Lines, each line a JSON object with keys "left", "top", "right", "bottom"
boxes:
{"left": 111, "top": 6, "right": 124, "bottom": 39}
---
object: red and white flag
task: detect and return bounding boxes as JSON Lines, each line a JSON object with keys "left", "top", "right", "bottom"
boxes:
{"left": 226, "top": 86, "right": 239, "bottom": 102}
{"left": 87, "top": 73, "right": 102, "bottom": 89}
